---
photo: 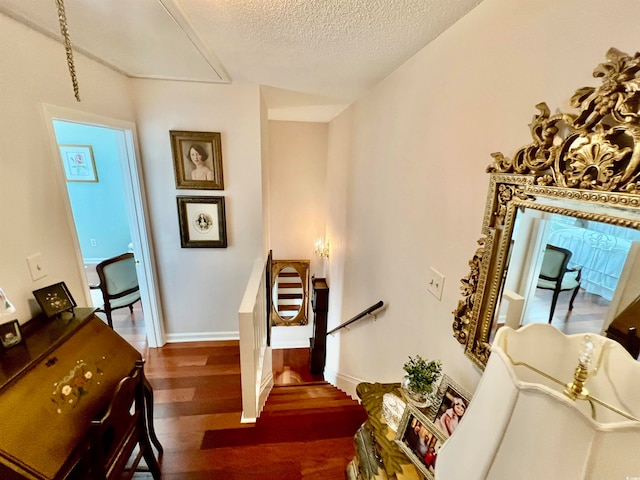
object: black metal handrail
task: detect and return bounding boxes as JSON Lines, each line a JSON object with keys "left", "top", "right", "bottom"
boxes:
{"left": 326, "top": 300, "right": 384, "bottom": 335}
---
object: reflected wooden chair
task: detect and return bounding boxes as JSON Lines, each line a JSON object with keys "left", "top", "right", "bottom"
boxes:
{"left": 536, "top": 244, "right": 582, "bottom": 323}
{"left": 88, "top": 361, "right": 161, "bottom": 480}
{"left": 90, "top": 253, "right": 141, "bottom": 328}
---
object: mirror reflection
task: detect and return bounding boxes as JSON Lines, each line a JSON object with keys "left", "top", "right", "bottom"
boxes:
{"left": 452, "top": 49, "right": 640, "bottom": 368}
{"left": 270, "top": 260, "right": 309, "bottom": 326}
{"left": 492, "top": 210, "right": 640, "bottom": 343}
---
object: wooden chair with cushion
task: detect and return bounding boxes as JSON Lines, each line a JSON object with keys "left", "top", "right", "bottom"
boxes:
{"left": 90, "top": 252, "right": 141, "bottom": 329}
{"left": 88, "top": 361, "right": 161, "bottom": 480}
{"left": 536, "top": 244, "right": 582, "bottom": 323}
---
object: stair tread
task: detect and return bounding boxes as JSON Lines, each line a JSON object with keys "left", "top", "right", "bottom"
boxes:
{"left": 269, "top": 380, "right": 333, "bottom": 390}
{"left": 267, "top": 391, "right": 351, "bottom": 401}
{"left": 264, "top": 398, "right": 361, "bottom": 412}
{"left": 257, "top": 408, "right": 367, "bottom": 428}
{"left": 259, "top": 404, "right": 365, "bottom": 418}
{"left": 200, "top": 357, "right": 367, "bottom": 451}
{"left": 270, "top": 386, "right": 348, "bottom": 396}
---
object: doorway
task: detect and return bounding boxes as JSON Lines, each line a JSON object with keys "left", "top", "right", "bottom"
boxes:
{"left": 42, "top": 105, "right": 165, "bottom": 347}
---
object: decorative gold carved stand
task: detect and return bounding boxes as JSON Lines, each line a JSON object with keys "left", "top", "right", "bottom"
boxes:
{"left": 347, "top": 382, "right": 425, "bottom": 480}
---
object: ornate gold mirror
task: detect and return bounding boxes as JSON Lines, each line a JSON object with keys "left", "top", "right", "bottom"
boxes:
{"left": 453, "top": 48, "right": 640, "bottom": 369}
{"left": 270, "top": 260, "right": 309, "bottom": 326}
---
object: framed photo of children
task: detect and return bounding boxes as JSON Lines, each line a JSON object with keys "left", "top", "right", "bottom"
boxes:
{"left": 59, "top": 145, "right": 98, "bottom": 182}
{"left": 395, "top": 404, "right": 446, "bottom": 479}
{"left": 428, "top": 375, "right": 472, "bottom": 437}
{"left": 170, "top": 130, "right": 224, "bottom": 190}
{"left": 177, "top": 196, "right": 228, "bottom": 248}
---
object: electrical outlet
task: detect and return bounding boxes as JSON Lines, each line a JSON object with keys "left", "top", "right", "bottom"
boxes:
{"left": 427, "top": 267, "right": 445, "bottom": 301}
{"left": 27, "top": 253, "right": 47, "bottom": 281}
{"left": 90, "top": 238, "right": 97, "bottom": 247}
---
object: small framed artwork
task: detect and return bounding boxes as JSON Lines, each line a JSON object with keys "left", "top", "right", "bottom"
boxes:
{"left": 33, "top": 282, "right": 77, "bottom": 318}
{"left": 59, "top": 145, "right": 98, "bottom": 182}
{"left": 0, "top": 320, "right": 22, "bottom": 349}
{"left": 428, "top": 374, "right": 472, "bottom": 437}
{"left": 170, "top": 130, "right": 224, "bottom": 190}
{"left": 177, "top": 196, "right": 228, "bottom": 248}
{"left": 395, "top": 404, "right": 446, "bottom": 479}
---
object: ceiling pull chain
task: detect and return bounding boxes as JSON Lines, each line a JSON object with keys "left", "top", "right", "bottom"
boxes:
{"left": 54, "top": 0, "right": 80, "bottom": 102}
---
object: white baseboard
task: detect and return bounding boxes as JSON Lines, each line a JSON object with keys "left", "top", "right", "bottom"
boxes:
{"left": 165, "top": 331, "right": 239, "bottom": 343}
{"left": 323, "top": 367, "right": 367, "bottom": 400}
{"left": 270, "top": 338, "right": 310, "bottom": 349}
{"left": 83, "top": 257, "right": 105, "bottom": 265}
{"left": 240, "top": 412, "right": 256, "bottom": 424}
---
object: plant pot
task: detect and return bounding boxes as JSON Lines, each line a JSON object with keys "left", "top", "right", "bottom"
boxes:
{"left": 401, "top": 376, "right": 434, "bottom": 408}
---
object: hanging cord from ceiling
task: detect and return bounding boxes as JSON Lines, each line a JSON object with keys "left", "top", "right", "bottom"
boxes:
{"left": 54, "top": 0, "right": 80, "bottom": 102}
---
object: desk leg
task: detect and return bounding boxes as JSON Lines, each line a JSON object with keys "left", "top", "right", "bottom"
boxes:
{"left": 143, "top": 376, "right": 164, "bottom": 456}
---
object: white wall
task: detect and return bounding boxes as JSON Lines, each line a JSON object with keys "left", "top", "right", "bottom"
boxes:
{"left": 0, "top": 14, "right": 136, "bottom": 321}
{"left": 131, "top": 80, "right": 264, "bottom": 340}
{"left": 267, "top": 120, "right": 328, "bottom": 347}
{"left": 5, "top": 0, "right": 640, "bottom": 389}
{"left": 324, "top": 0, "right": 640, "bottom": 396}
{"left": 0, "top": 13, "right": 265, "bottom": 341}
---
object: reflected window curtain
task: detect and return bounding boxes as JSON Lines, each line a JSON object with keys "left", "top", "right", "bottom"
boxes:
{"left": 547, "top": 215, "right": 640, "bottom": 300}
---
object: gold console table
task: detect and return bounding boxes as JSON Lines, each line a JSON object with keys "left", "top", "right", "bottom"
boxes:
{"left": 347, "top": 382, "right": 424, "bottom": 480}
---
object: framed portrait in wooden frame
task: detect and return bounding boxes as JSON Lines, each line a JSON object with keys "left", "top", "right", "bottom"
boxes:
{"left": 395, "top": 404, "right": 446, "bottom": 479}
{"left": 32, "top": 282, "right": 76, "bottom": 319}
{"left": 177, "top": 196, "right": 228, "bottom": 248}
{"left": 170, "top": 130, "right": 224, "bottom": 190}
{"left": 428, "top": 374, "right": 472, "bottom": 437}
{"left": 59, "top": 145, "right": 98, "bottom": 182}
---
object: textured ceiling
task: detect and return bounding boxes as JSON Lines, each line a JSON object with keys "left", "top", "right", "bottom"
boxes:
{"left": 0, "top": 0, "right": 483, "bottom": 119}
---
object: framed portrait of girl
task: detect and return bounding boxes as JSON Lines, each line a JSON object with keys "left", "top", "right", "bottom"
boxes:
{"left": 170, "top": 130, "right": 224, "bottom": 190}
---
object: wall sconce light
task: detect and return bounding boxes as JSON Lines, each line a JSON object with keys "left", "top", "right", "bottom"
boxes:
{"left": 314, "top": 237, "right": 330, "bottom": 258}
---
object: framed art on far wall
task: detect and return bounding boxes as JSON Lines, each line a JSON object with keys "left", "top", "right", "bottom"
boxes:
{"left": 177, "top": 196, "right": 228, "bottom": 248}
{"left": 59, "top": 145, "right": 98, "bottom": 182}
{"left": 32, "top": 282, "right": 77, "bottom": 319}
{"left": 170, "top": 130, "right": 224, "bottom": 190}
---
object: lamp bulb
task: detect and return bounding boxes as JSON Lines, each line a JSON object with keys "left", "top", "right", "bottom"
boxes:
{"left": 579, "top": 335, "right": 595, "bottom": 367}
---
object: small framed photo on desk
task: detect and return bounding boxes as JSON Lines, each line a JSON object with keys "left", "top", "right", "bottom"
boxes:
{"left": 33, "top": 282, "right": 76, "bottom": 319}
{"left": 0, "top": 320, "right": 22, "bottom": 349}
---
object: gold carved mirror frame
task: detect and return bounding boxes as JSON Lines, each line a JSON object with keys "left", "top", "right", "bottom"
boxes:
{"left": 453, "top": 48, "right": 640, "bottom": 369}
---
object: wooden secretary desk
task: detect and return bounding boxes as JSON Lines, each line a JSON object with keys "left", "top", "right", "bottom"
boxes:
{"left": 0, "top": 308, "right": 144, "bottom": 479}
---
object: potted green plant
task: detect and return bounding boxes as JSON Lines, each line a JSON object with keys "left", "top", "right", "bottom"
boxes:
{"left": 401, "top": 355, "right": 442, "bottom": 407}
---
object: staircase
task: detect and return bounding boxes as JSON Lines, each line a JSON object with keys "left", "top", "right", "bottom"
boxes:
{"left": 202, "top": 381, "right": 367, "bottom": 448}
{"left": 256, "top": 381, "right": 367, "bottom": 443}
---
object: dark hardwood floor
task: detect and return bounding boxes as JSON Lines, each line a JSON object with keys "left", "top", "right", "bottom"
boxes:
{"left": 98, "top": 302, "right": 365, "bottom": 479}
{"left": 521, "top": 287, "right": 611, "bottom": 335}
{"left": 86, "top": 262, "right": 622, "bottom": 479}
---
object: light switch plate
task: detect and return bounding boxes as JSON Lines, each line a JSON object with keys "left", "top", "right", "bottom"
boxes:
{"left": 427, "top": 267, "right": 445, "bottom": 301}
{"left": 27, "top": 253, "right": 47, "bottom": 281}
